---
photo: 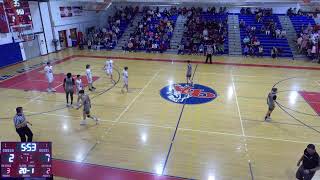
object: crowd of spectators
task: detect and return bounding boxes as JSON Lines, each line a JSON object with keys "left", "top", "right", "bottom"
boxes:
{"left": 240, "top": 8, "right": 286, "bottom": 58}
{"left": 122, "top": 7, "right": 178, "bottom": 53}
{"left": 296, "top": 23, "right": 320, "bottom": 60}
{"left": 178, "top": 7, "right": 228, "bottom": 55}
{"left": 86, "top": 6, "right": 139, "bottom": 50}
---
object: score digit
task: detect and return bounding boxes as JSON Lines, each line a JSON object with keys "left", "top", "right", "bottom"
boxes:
{"left": 31, "top": 143, "right": 36, "bottom": 151}
{"left": 8, "top": 154, "right": 14, "bottom": 163}
{"left": 46, "top": 168, "right": 51, "bottom": 175}
{"left": 19, "top": 167, "right": 27, "bottom": 175}
{"left": 45, "top": 154, "right": 51, "bottom": 162}
{"left": 21, "top": 143, "right": 37, "bottom": 152}
{"left": 6, "top": 168, "right": 11, "bottom": 174}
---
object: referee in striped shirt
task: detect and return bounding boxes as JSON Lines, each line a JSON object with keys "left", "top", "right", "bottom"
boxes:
{"left": 13, "top": 107, "right": 33, "bottom": 142}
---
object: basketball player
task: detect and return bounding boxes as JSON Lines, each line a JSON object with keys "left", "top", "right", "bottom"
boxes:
{"left": 265, "top": 88, "right": 278, "bottom": 121}
{"left": 76, "top": 90, "right": 98, "bottom": 125}
{"left": 86, "top": 64, "right": 96, "bottom": 91}
{"left": 121, "top": 67, "right": 129, "bottom": 93}
{"left": 104, "top": 59, "right": 114, "bottom": 83}
{"left": 186, "top": 61, "right": 192, "bottom": 85}
{"left": 75, "top": 75, "right": 83, "bottom": 95}
{"left": 44, "top": 62, "right": 56, "bottom": 92}
{"left": 63, "top": 73, "right": 75, "bottom": 107}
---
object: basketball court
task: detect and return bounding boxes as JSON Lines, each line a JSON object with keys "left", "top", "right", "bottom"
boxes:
{"left": 1, "top": 49, "right": 320, "bottom": 179}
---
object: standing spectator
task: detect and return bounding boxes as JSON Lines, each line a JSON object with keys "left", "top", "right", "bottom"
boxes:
{"left": 296, "top": 144, "right": 320, "bottom": 180}
{"left": 258, "top": 46, "right": 264, "bottom": 57}
{"left": 14, "top": 107, "right": 33, "bottom": 142}
{"left": 199, "top": 44, "right": 204, "bottom": 55}
{"left": 271, "top": 47, "right": 278, "bottom": 59}
{"left": 276, "top": 29, "right": 281, "bottom": 38}
{"left": 244, "top": 45, "right": 249, "bottom": 57}
{"left": 88, "top": 39, "right": 92, "bottom": 50}
{"left": 205, "top": 45, "right": 213, "bottom": 64}
{"left": 178, "top": 44, "right": 184, "bottom": 55}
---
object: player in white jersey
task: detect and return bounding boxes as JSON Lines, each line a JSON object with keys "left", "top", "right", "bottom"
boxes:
{"left": 86, "top": 64, "right": 96, "bottom": 91}
{"left": 44, "top": 62, "right": 56, "bottom": 92}
{"left": 75, "top": 75, "right": 83, "bottom": 95}
{"left": 104, "top": 59, "right": 114, "bottom": 83}
{"left": 121, "top": 67, "right": 129, "bottom": 93}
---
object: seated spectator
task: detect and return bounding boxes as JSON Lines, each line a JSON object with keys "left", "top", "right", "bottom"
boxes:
{"left": 297, "top": 36, "right": 303, "bottom": 50}
{"left": 203, "top": 28, "right": 209, "bottom": 37}
{"left": 311, "top": 44, "right": 317, "bottom": 60}
{"left": 287, "top": 8, "right": 293, "bottom": 16}
{"left": 266, "top": 28, "right": 270, "bottom": 35}
{"left": 253, "top": 40, "right": 260, "bottom": 47}
{"left": 240, "top": 8, "right": 245, "bottom": 15}
{"left": 261, "top": 25, "right": 266, "bottom": 34}
{"left": 128, "top": 41, "right": 134, "bottom": 52}
{"left": 152, "top": 42, "right": 158, "bottom": 52}
{"left": 240, "top": 19, "right": 246, "bottom": 28}
{"left": 243, "top": 36, "right": 250, "bottom": 45}
{"left": 280, "top": 30, "right": 286, "bottom": 38}
{"left": 249, "top": 46, "right": 255, "bottom": 57}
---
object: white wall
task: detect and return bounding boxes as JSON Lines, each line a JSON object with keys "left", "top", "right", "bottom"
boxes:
{"left": 40, "top": 2, "right": 54, "bottom": 53}
{"left": 48, "top": 0, "right": 103, "bottom": 50}
{"left": 29, "top": 1, "right": 42, "bottom": 33}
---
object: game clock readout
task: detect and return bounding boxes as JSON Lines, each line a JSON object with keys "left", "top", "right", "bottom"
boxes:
{"left": 1, "top": 142, "right": 52, "bottom": 178}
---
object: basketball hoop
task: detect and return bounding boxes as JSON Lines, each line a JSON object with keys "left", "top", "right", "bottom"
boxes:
{"left": 10, "top": 24, "right": 34, "bottom": 43}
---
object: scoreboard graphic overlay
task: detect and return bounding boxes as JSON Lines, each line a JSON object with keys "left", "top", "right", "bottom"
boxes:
{"left": 1, "top": 142, "right": 52, "bottom": 178}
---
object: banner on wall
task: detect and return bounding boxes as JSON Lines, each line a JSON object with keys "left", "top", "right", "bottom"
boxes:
{"left": 60, "top": 6, "right": 72, "bottom": 17}
{"left": 60, "top": 6, "right": 83, "bottom": 18}
{"left": 72, "top": 6, "right": 83, "bottom": 16}
{"left": 4, "top": 0, "right": 32, "bottom": 29}
{"left": 0, "top": 3, "right": 9, "bottom": 33}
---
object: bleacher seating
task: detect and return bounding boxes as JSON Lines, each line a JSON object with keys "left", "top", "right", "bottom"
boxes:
{"left": 136, "top": 13, "right": 177, "bottom": 52}
{"left": 180, "top": 13, "right": 228, "bottom": 55}
{"left": 101, "top": 20, "right": 131, "bottom": 50}
{"left": 123, "top": 10, "right": 178, "bottom": 53}
{"left": 200, "top": 13, "right": 229, "bottom": 54}
{"left": 239, "top": 14, "right": 293, "bottom": 57}
{"left": 289, "top": 15, "right": 316, "bottom": 34}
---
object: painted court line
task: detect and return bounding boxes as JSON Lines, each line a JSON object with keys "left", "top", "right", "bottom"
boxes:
{"left": 24, "top": 110, "right": 320, "bottom": 145}
{"left": 231, "top": 71, "right": 254, "bottom": 180}
{"left": 81, "top": 69, "right": 162, "bottom": 162}
{"left": 114, "top": 69, "right": 161, "bottom": 123}
{"left": 77, "top": 55, "right": 320, "bottom": 71}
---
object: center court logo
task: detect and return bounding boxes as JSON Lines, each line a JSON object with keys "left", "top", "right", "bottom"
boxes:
{"left": 160, "top": 83, "right": 217, "bottom": 105}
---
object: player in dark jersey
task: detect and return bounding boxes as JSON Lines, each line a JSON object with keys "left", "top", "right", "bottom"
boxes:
{"left": 186, "top": 61, "right": 192, "bottom": 85}
{"left": 76, "top": 90, "right": 98, "bottom": 125}
{"left": 63, "top": 73, "right": 75, "bottom": 107}
{"left": 265, "top": 88, "right": 278, "bottom": 121}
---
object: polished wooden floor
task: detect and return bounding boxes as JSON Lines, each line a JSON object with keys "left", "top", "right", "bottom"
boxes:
{"left": 1, "top": 49, "right": 320, "bottom": 180}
